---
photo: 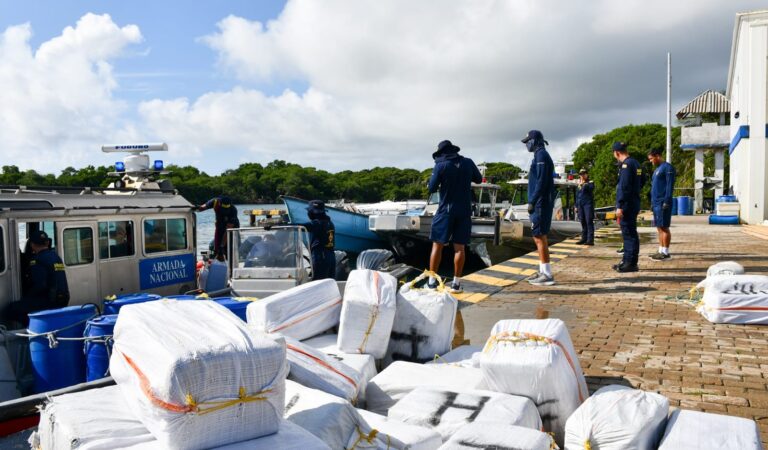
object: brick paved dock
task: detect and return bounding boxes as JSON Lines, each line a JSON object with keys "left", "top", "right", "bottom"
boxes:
{"left": 461, "top": 216, "right": 768, "bottom": 444}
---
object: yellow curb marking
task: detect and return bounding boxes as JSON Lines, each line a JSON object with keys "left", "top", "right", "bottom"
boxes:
{"left": 452, "top": 292, "right": 491, "bottom": 303}
{"left": 463, "top": 273, "right": 518, "bottom": 287}
{"left": 487, "top": 265, "right": 538, "bottom": 277}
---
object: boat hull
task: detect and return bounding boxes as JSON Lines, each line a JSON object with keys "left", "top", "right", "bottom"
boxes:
{"left": 282, "top": 196, "right": 388, "bottom": 254}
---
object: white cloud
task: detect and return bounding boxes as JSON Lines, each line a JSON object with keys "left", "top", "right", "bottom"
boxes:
{"left": 0, "top": 13, "right": 142, "bottom": 170}
{"left": 158, "top": 0, "right": 762, "bottom": 173}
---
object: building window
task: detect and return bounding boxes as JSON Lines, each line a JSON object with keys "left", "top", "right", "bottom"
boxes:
{"left": 98, "top": 221, "right": 135, "bottom": 259}
{"left": 63, "top": 227, "right": 94, "bottom": 266}
{"left": 144, "top": 218, "right": 187, "bottom": 254}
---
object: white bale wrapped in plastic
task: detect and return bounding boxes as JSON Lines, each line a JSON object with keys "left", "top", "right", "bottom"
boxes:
{"left": 385, "top": 272, "right": 457, "bottom": 364}
{"left": 110, "top": 300, "right": 288, "bottom": 450}
{"left": 425, "top": 345, "right": 482, "bottom": 368}
{"left": 285, "top": 337, "right": 363, "bottom": 402}
{"left": 302, "top": 333, "right": 377, "bottom": 403}
{"left": 365, "top": 361, "right": 486, "bottom": 416}
{"left": 707, "top": 261, "right": 745, "bottom": 278}
{"left": 440, "top": 423, "right": 557, "bottom": 450}
{"left": 479, "top": 319, "right": 588, "bottom": 446}
{"left": 658, "top": 409, "right": 763, "bottom": 450}
{"left": 337, "top": 269, "right": 398, "bottom": 359}
{"left": 564, "top": 385, "right": 668, "bottom": 450}
{"left": 351, "top": 409, "right": 443, "bottom": 450}
{"left": 284, "top": 380, "right": 362, "bottom": 450}
{"left": 696, "top": 275, "right": 768, "bottom": 324}
{"left": 32, "top": 385, "right": 155, "bottom": 450}
{"left": 388, "top": 387, "right": 542, "bottom": 442}
{"left": 247, "top": 279, "right": 342, "bottom": 340}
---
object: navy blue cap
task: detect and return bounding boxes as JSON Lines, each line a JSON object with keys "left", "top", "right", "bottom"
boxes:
{"left": 29, "top": 230, "right": 50, "bottom": 246}
{"left": 521, "top": 130, "right": 548, "bottom": 145}
{"left": 612, "top": 141, "right": 628, "bottom": 152}
{"left": 307, "top": 199, "right": 326, "bottom": 215}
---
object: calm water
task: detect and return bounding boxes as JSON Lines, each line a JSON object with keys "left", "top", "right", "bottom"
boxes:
{"left": 195, "top": 204, "right": 282, "bottom": 257}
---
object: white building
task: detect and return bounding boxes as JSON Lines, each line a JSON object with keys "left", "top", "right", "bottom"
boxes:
{"left": 727, "top": 10, "right": 768, "bottom": 225}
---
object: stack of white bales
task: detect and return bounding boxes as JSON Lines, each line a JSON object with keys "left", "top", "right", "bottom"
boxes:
{"left": 34, "top": 300, "right": 330, "bottom": 450}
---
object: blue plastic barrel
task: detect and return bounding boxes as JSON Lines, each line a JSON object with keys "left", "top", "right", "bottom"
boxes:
{"left": 717, "top": 195, "right": 737, "bottom": 203}
{"left": 84, "top": 315, "right": 118, "bottom": 381}
{"left": 212, "top": 297, "right": 252, "bottom": 321}
{"left": 671, "top": 197, "right": 678, "bottom": 215}
{"left": 103, "top": 293, "right": 162, "bottom": 315}
{"left": 677, "top": 196, "right": 693, "bottom": 215}
{"left": 28, "top": 304, "right": 98, "bottom": 393}
{"left": 709, "top": 215, "right": 740, "bottom": 225}
{"left": 206, "top": 262, "right": 228, "bottom": 292}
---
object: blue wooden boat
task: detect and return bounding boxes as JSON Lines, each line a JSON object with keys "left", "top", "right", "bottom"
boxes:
{"left": 282, "top": 196, "right": 388, "bottom": 254}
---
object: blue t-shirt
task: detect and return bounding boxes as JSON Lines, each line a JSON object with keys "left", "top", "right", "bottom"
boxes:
{"left": 428, "top": 154, "right": 482, "bottom": 216}
{"left": 651, "top": 161, "right": 676, "bottom": 206}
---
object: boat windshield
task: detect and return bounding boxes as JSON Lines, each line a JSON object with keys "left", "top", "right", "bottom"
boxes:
{"left": 230, "top": 227, "right": 309, "bottom": 269}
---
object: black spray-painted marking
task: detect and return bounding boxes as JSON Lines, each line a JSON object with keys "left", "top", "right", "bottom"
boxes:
{"left": 428, "top": 391, "right": 491, "bottom": 426}
{"left": 539, "top": 413, "right": 559, "bottom": 422}
{"left": 326, "top": 353, "right": 344, "bottom": 362}
{"left": 724, "top": 283, "right": 768, "bottom": 295}
{"left": 390, "top": 326, "right": 430, "bottom": 363}
{"left": 456, "top": 441, "right": 522, "bottom": 450}
{"left": 284, "top": 394, "right": 300, "bottom": 414}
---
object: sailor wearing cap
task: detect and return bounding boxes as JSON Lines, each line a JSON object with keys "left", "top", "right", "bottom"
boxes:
{"left": 197, "top": 195, "right": 240, "bottom": 259}
{"left": 523, "top": 130, "right": 556, "bottom": 286}
{"left": 4, "top": 230, "right": 70, "bottom": 326}
{"left": 575, "top": 168, "right": 595, "bottom": 245}
{"left": 427, "top": 140, "right": 483, "bottom": 293}
{"left": 612, "top": 142, "right": 642, "bottom": 272}
{"left": 300, "top": 200, "right": 336, "bottom": 280}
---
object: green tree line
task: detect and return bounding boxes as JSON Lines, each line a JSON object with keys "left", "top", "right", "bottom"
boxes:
{"left": 0, "top": 161, "right": 523, "bottom": 206}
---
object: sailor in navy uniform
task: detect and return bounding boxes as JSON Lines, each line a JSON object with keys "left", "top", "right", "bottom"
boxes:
{"left": 4, "top": 230, "right": 70, "bottom": 326}
{"left": 575, "top": 168, "right": 595, "bottom": 245}
{"left": 647, "top": 148, "right": 676, "bottom": 261}
{"left": 198, "top": 195, "right": 239, "bottom": 259}
{"left": 612, "top": 142, "right": 642, "bottom": 272}
{"left": 301, "top": 200, "right": 336, "bottom": 280}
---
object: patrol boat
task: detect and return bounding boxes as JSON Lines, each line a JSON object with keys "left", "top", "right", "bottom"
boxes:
{"left": 0, "top": 144, "right": 200, "bottom": 437}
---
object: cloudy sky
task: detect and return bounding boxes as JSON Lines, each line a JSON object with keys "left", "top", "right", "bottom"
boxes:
{"left": 0, "top": 0, "right": 764, "bottom": 174}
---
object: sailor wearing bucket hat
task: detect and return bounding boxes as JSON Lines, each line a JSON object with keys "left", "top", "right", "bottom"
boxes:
{"left": 300, "top": 200, "right": 336, "bottom": 280}
{"left": 522, "top": 130, "right": 556, "bottom": 286}
{"left": 427, "top": 140, "right": 483, "bottom": 293}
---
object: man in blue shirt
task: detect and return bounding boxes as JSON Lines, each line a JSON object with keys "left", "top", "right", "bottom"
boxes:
{"left": 612, "top": 142, "right": 642, "bottom": 272}
{"left": 647, "top": 148, "right": 676, "bottom": 261}
{"left": 523, "top": 130, "right": 556, "bottom": 286}
{"left": 428, "top": 140, "right": 482, "bottom": 293}
{"left": 300, "top": 200, "right": 336, "bottom": 280}
{"left": 575, "top": 168, "right": 595, "bottom": 245}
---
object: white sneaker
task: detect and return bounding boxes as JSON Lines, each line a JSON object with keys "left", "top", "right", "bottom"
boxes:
{"left": 528, "top": 273, "right": 555, "bottom": 286}
{"left": 449, "top": 281, "right": 463, "bottom": 294}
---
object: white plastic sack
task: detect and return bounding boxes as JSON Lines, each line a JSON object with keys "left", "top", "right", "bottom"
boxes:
{"left": 425, "top": 345, "right": 482, "bottom": 368}
{"left": 285, "top": 337, "right": 363, "bottom": 402}
{"left": 385, "top": 273, "right": 457, "bottom": 364}
{"left": 365, "top": 361, "right": 486, "bottom": 416}
{"left": 247, "top": 279, "right": 342, "bottom": 340}
{"left": 284, "top": 380, "right": 362, "bottom": 450}
{"left": 33, "top": 385, "right": 155, "bottom": 450}
{"left": 564, "top": 385, "right": 668, "bottom": 450}
{"left": 302, "top": 333, "right": 378, "bottom": 403}
{"left": 707, "top": 261, "right": 745, "bottom": 278}
{"left": 479, "top": 319, "right": 588, "bottom": 446}
{"left": 440, "top": 423, "right": 557, "bottom": 450}
{"left": 658, "top": 409, "right": 763, "bottom": 450}
{"left": 697, "top": 275, "right": 768, "bottom": 324}
{"left": 110, "top": 300, "right": 288, "bottom": 450}
{"left": 338, "top": 270, "right": 398, "bottom": 359}
{"left": 351, "top": 409, "right": 442, "bottom": 450}
{"left": 388, "top": 387, "right": 541, "bottom": 442}
{"left": 122, "top": 420, "right": 330, "bottom": 450}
